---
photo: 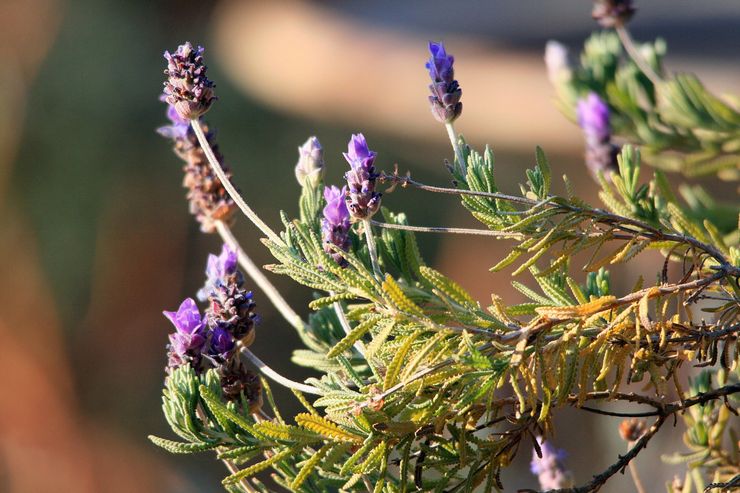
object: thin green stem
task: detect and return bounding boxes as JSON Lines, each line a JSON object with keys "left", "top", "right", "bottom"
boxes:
{"left": 215, "top": 221, "right": 306, "bottom": 334}
{"left": 190, "top": 119, "right": 283, "bottom": 246}
{"left": 239, "top": 345, "right": 322, "bottom": 395}
{"left": 371, "top": 219, "right": 525, "bottom": 240}
{"left": 616, "top": 25, "right": 662, "bottom": 86}
{"left": 381, "top": 172, "right": 738, "bottom": 273}
{"left": 445, "top": 122, "right": 466, "bottom": 175}
{"left": 363, "top": 219, "right": 383, "bottom": 279}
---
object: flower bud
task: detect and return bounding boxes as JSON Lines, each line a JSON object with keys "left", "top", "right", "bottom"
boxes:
{"left": 592, "top": 0, "right": 636, "bottom": 28}
{"left": 577, "top": 92, "right": 619, "bottom": 178}
{"left": 343, "top": 133, "right": 381, "bottom": 220}
{"left": 295, "top": 136, "right": 325, "bottom": 187}
{"left": 321, "top": 185, "right": 351, "bottom": 266}
{"left": 544, "top": 41, "right": 572, "bottom": 86}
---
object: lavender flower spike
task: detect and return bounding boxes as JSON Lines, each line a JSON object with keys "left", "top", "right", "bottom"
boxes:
{"left": 426, "top": 41, "right": 462, "bottom": 123}
{"left": 530, "top": 436, "right": 574, "bottom": 489}
{"left": 322, "top": 185, "right": 351, "bottom": 266}
{"left": 576, "top": 92, "right": 619, "bottom": 178}
{"left": 163, "top": 298, "right": 207, "bottom": 370}
{"left": 157, "top": 100, "right": 237, "bottom": 233}
{"left": 295, "top": 136, "right": 325, "bottom": 187}
{"left": 343, "top": 133, "right": 381, "bottom": 221}
{"left": 163, "top": 42, "right": 216, "bottom": 120}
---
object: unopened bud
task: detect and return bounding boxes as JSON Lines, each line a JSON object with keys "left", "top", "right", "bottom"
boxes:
{"left": 295, "top": 136, "right": 325, "bottom": 187}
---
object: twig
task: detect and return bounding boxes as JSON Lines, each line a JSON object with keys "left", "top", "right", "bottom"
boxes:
{"left": 190, "top": 120, "right": 283, "bottom": 246}
{"left": 239, "top": 345, "right": 323, "bottom": 395}
{"left": 615, "top": 25, "right": 662, "bottom": 86}
{"left": 626, "top": 441, "right": 647, "bottom": 493}
{"left": 215, "top": 221, "right": 307, "bottom": 334}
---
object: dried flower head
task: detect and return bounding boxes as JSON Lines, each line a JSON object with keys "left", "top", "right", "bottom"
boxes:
{"left": 322, "top": 185, "right": 351, "bottom": 266}
{"left": 576, "top": 92, "right": 619, "bottom": 178}
{"left": 217, "top": 359, "right": 263, "bottom": 410}
{"left": 592, "top": 0, "right": 636, "bottom": 28}
{"left": 343, "top": 133, "right": 381, "bottom": 220}
{"left": 163, "top": 42, "right": 216, "bottom": 120}
{"left": 295, "top": 136, "right": 325, "bottom": 187}
{"left": 619, "top": 418, "right": 648, "bottom": 442}
{"left": 530, "top": 436, "right": 574, "bottom": 490}
{"left": 158, "top": 104, "right": 237, "bottom": 233}
{"left": 426, "top": 41, "right": 463, "bottom": 123}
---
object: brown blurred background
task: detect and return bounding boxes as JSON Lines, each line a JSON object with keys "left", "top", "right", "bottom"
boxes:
{"left": 1, "top": 0, "right": 738, "bottom": 491}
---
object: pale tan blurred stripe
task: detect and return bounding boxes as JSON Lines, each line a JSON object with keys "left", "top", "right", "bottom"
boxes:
{"left": 213, "top": 0, "right": 740, "bottom": 155}
{"left": 213, "top": 0, "right": 581, "bottom": 152}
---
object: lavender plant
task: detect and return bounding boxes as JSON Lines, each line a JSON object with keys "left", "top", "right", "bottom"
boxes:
{"left": 150, "top": 3, "right": 739, "bottom": 492}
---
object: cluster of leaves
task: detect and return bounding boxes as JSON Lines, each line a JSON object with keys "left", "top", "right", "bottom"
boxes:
{"left": 552, "top": 30, "right": 740, "bottom": 183}
{"left": 156, "top": 137, "right": 734, "bottom": 491}
{"left": 151, "top": 24, "right": 740, "bottom": 493}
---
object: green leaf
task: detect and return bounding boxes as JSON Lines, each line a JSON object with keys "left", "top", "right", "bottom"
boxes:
{"left": 148, "top": 435, "right": 220, "bottom": 454}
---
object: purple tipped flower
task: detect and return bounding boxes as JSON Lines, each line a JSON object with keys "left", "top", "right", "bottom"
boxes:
{"left": 157, "top": 98, "right": 191, "bottom": 141}
{"left": 425, "top": 41, "right": 462, "bottom": 123}
{"left": 343, "top": 133, "right": 381, "bottom": 220}
{"left": 530, "top": 437, "right": 573, "bottom": 489}
{"left": 577, "top": 93, "right": 619, "bottom": 178}
{"left": 322, "top": 185, "right": 351, "bottom": 266}
{"left": 207, "top": 244, "right": 239, "bottom": 282}
{"left": 207, "top": 326, "right": 236, "bottom": 360}
{"left": 592, "top": 0, "right": 635, "bottom": 28}
{"left": 295, "top": 136, "right": 325, "bottom": 187}
{"left": 163, "top": 298, "right": 207, "bottom": 370}
{"left": 157, "top": 97, "right": 237, "bottom": 233}
{"left": 199, "top": 244, "right": 240, "bottom": 300}
{"left": 577, "top": 93, "right": 610, "bottom": 145}
{"left": 163, "top": 42, "right": 216, "bottom": 120}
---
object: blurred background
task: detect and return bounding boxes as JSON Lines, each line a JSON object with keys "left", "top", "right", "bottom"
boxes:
{"left": 1, "top": 0, "right": 738, "bottom": 491}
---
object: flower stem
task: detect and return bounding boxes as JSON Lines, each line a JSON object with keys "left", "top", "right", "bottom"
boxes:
{"left": 239, "top": 345, "right": 322, "bottom": 395}
{"left": 333, "top": 299, "right": 366, "bottom": 356}
{"left": 363, "top": 219, "right": 383, "bottom": 279}
{"left": 215, "top": 220, "right": 306, "bottom": 334}
{"left": 190, "top": 119, "right": 283, "bottom": 246}
{"left": 626, "top": 442, "right": 647, "bottom": 493}
{"left": 371, "top": 220, "right": 525, "bottom": 240}
{"left": 445, "top": 122, "right": 466, "bottom": 175}
{"left": 616, "top": 25, "right": 662, "bottom": 86}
